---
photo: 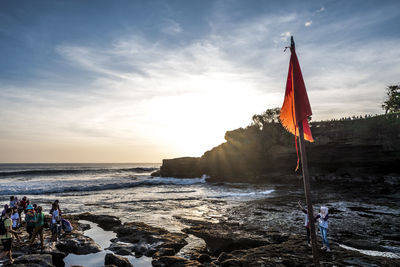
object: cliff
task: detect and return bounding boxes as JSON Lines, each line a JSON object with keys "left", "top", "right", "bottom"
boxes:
{"left": 157, "top": 113, "right": 400, "bottom": 183}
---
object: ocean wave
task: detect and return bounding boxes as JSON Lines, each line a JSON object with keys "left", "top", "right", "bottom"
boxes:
{"left": 210, "top": 189, "right": 275, "bottom": 198}
{"left": 0, "top": 176, "right": 206, "bottom": 195}
{"left": 0, "top": 167, "right": 158, "bottom": 177}
{"left": 147, "top": 176, "right": 207, "bottom": 185}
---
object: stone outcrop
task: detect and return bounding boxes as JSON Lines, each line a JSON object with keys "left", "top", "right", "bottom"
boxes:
{"left": 108, "top": 221, "right": 188, "bottom": 257}
{"left": 77, "top": 212, "right": 121, "bottom": 230}
{"left": 151, "top": 256, "right": 203, "bottom": 267}
{"left": 182, "top": 220, "right": 273, "bottom": 255}
{"left": 0, "top": 214, "right": 101, "bottom": 267}
{"left": 11, "top": 254, "right": 54, "bottom": 267}
{"left": 104, "top": 253, "right": 132, "bottom": 267}
{"left": 159, "top": 157, "right": 203, "bottom": 178}
{"left": 156, "top": 114, "right": 400, "bottom": 183}
{"left": 56, "top": 234, "right": 101, "bottom": 254}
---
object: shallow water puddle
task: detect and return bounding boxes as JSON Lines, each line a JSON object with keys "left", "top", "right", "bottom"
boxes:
{"left": 64, "top": 220, "right": 152, "bottom": 267}
{"left": 339, "top": 244, "right": 400, "bottom": 259}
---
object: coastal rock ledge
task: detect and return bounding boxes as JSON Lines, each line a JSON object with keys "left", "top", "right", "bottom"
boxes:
{"left": 155, "top": 114, "right": 400, "bottom": 184}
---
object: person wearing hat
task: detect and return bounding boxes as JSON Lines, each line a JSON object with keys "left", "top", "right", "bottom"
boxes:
{"left": 25, "top": 205, "right": 36, "bottom": 240}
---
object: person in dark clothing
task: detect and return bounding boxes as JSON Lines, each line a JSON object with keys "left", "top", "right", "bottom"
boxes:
{"left": 25, "top": 205, "right": 36, "bottom": 240}
{"left": 298, "top": 200, "right": 311, "bottom": 246}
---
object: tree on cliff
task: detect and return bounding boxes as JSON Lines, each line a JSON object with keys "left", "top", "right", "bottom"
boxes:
{"left": 252, "top": 108, "right": 280, "bottom": 129}
{"left": 382, "top": 84, "right": 400, "bottom": 114}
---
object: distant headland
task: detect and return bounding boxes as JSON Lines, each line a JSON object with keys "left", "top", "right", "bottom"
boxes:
{"left": 154, "top": 111, "right": 400, "bottom": 185}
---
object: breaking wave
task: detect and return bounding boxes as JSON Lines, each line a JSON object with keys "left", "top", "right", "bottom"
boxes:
{"left": 211, "top": 189, "right": 275, "bottom": 198}
{"left": 0, "top": 167, "right": 158, "bottom": 177}
{"left": 0, "top": 176, "right": 207, "bottom": 195}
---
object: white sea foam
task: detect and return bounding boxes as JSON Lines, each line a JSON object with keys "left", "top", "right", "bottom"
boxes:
{"left": 211, "top": 189, "right": 275, "bottom": 198}
{"left": 0, "top": 175, "right": 207, "bottom": 195}
{"left": 148, "top": 176, "right": 207, "bottom": 185}
{"left": 339, "top": 244, "right": 400, "bottom": 259}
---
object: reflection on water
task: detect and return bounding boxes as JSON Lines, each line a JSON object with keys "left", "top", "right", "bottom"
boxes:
{"left": 64, "top": 220, "right": 153, "bottom": 267}
{"left": 0, "top": 182, "right": 275, "bottom": 233}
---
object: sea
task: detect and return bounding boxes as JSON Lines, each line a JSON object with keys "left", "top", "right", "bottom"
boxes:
{"left": 0, "top": 163, "right": 275, "bottom": 232}
{"left": 2, "top": 163, "right": 400, "bottom": 265}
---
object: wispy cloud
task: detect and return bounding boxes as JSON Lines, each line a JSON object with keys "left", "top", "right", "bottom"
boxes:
{"left": 161, "top": 19, "right": 183, "bottom": 35}
{"left": 305, "top": 21, "right": 312, "bottom": 27}
{"left": 280, "top": 31, "right": 292, "bottom": 41}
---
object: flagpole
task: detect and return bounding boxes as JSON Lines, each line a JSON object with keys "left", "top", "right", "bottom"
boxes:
{"left": 298, "top": 122, "right": 320, "bottom": 267}
{"left": 291, "top": 36, "right": 320, "bottom": 267}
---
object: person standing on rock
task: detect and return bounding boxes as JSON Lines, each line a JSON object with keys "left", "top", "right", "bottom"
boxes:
{"left": 0, "top": 208, "right": 20, "bottom": 264}
{"left": 298, "top": 201, "right": 311, "bottom": 246}
{"left": 1, "top": 204, "right": 8, "bottom": 219}
{"left": 50, "top": 199, "right": 61, "bottom": 216}
{"left": 10, "top": 207, "right": 21, "bottom": 243}
{"left": 25, "top": 205, "right": 36, "bottom": 240}
{"left": 18, "top": 196, "right": 27, "bottom": 224}
{"left": 315, "top": 206, "right": 330, "bottom": 252}
{"left": 29, "top": 206, "right": 45, "bottom": 249}
{"left": 51, "top": 203, "right": 61, "bottom": 242}
{"left": 9, "top": 196, "right": 17, "bottom": 209}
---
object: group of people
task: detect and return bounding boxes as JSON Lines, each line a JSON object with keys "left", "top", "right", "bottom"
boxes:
{"left": 0, "top": 196, "right": 66, "bottom": 264}
{"left": 298, "top": 200, "right": 330, "bottom": 252}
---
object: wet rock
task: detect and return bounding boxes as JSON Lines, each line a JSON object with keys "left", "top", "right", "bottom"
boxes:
{"left": 151, "top": 169, "right": 161, "bottom": 176}
{"left": 116, "top": 248, "right": 132, "bottom": 256}
{"left": 210, "top": 260, "right": 220, "bottom": 266}
{"left": 104, "top": 253, "right": 132, "bottom": 267}
{"left": 217, "top": 252, "right": 232, "bottom": 262}
{"left": 133, "top": 245, "right": 147, "bottom": 254}
{"left": 12, "top": 254, "right": 54, "bottom": 267}
{"left": 77, "top": 212, "right": 121, "bottom": 231}
{"left": 153, "top": 247, "right": 175, "bottom": 258}
{"left": 145, "top": 248, "right": 158, "bottom": 257}
{"left": 184, "top": 222, "right": 270, "bottom": 255}
{"left": 220, "top": 258, "right": 243, "bottom": 267}
{"left": 197, "top": 254, "right": 212, "bottom": 263}
{"left": 42, "top": 247, "right": 68, "bottom": 266}
{"left": 56, "top": 234, "right": 101, "bottom": 254}
{"left": 112, "top": 221, "right": 187, "bottom": 256}
{"left": 78, "top": 223, "right": 91, "bottom": 231}
{"left": 152, "top": 256, "right": 203, "bottom": 267}
{"left": 106, "top": 242, "right": 135, "bottom": 253}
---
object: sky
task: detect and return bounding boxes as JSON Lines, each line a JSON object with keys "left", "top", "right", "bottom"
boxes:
{"left": 0, "top": 0, "right": 399, "bottom": 163}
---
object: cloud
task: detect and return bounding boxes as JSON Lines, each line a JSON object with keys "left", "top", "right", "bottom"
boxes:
{"left": 280, "top": 31, "right": 291, "bottom": 41}
{"left": 316, "top": 7, "right": 325, "bottom": 13}
{"left": 1, "top": 3, "right": 400, "bottom": 161}
{"left": 305, "top": 21, "right": 312, "bottom": 27}
{"left": 161, "top": 19, "right": 182, "bottom": 35}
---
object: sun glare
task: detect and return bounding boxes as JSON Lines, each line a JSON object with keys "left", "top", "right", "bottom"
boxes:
{"left": 142, "top": 74, "right": 271, "bottom": 157}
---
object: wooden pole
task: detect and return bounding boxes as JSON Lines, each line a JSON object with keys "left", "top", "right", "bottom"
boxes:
{"left": 290, "top": 36, "right": 320, "bottom": 267}
{"left": 298, "top": 123, "right": 320, "bottom": 267}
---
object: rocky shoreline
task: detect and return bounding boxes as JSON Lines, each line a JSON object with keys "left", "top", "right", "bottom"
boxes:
{"left": 2, "top": 180, "right": 399, "bottom": 267}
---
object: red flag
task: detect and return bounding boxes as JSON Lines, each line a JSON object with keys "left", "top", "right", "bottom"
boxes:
{"left": 280, "top": 37, "right": 313, "bottom": 169}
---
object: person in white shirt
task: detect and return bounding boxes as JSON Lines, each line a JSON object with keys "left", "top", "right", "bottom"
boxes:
{"left": 50, "top": 203, "right": 61, "bottom": 241}
{"left": 10, "top": 207, "right": 20, "bottom": 242}
{"left": 315, "top": 206, "right": 330, "bottom": 252}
